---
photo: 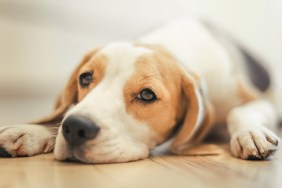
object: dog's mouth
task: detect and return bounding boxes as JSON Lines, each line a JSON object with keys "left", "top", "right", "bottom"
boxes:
{"left": 71, "top": 141, "right": 150, "bottom": 163}
{"left": 65, "top": 142, "right": 119, "bottom": 164}
{"left": 70, "top": 148, "right": 118, "bottom": 164}
{"left": 54, "top": 129, "right": 151, "bottom": 164}
{"left": 64, "top": 148, "right": 91, "bottom": 164}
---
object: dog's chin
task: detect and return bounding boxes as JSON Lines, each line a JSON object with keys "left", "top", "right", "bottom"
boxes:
{"left": 57, "top": 146, "right": 149, "bottom": 164}
{"left": 71, "top": 146, "right": 150, "bottom": 164}
{"left": 54, "top": 134, "right": 150, "bottom": 164}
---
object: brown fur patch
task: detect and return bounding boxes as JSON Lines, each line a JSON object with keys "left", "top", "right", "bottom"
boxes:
{"left": 170, "top": 73, "right": 214, "bottom": 154}
{"left": 77, "top": 55, "right": 107, "bottom": 101}
{"left": 125, "top": 44, "right": 214, "bottom": 150}
{"left": 124, "top": 51, "right": 185, "bottom": 144}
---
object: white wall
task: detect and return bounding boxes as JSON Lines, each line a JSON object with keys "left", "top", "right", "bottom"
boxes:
{"left": 0, "top": 0, "right": 281, "bottom": 97}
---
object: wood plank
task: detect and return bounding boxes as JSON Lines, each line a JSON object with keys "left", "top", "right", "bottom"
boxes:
{"left": 0, "top": 143, "right": 281, "bottom": 188}
{"left": 0, "top": 96, "right": 282, "bottom": 188}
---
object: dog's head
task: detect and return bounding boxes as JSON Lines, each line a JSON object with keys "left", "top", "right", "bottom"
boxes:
{"left": 35, "top": 43, "right": 213, "bottom": 163}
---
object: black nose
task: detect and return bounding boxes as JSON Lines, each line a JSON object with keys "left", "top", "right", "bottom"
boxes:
{"left": 62, "top": 115, "right": 100, "bottom": 146}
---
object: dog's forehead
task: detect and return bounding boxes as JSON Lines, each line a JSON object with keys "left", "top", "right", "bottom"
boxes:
{"left": 80, "top": 43, "right": 154, "bottom": 100}
{"left": 99, "top": 43, "right": 152, "bottom": 70}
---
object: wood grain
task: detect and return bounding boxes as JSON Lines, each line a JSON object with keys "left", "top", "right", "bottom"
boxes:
{"left": 0, "top": 141, "right": 282, "bottom": 188}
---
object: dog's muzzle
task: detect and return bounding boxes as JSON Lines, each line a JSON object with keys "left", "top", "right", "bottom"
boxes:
{"left": 62, "top": 115, "right": 100, "bottom": 146}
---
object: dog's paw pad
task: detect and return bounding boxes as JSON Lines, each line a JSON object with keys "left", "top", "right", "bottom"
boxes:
{"left": 230, "top": 129, "right": 280, "bottom": 160}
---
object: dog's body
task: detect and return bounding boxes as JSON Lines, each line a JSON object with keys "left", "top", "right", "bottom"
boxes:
{"left": 0, "top": 17, "right": 280, "bottom": 163}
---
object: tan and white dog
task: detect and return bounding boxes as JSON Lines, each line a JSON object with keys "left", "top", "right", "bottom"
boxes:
{"left": 0, "top": 18, "right": 281, "bottom": 163}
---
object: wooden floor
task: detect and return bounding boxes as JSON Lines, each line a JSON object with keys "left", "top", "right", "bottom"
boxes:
{"left": 1, "top": 96, "right": 282, "bottom": 188}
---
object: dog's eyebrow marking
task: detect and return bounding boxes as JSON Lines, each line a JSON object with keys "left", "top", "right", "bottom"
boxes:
{"left": 138, "top": 74, "right": 159, "bottom": 82}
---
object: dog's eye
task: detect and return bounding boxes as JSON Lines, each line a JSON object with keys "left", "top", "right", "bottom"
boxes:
{"left": 137, "top": 88, "right": 157, "bottom": 102}
{"left": 79, "top": 72, "right": 93, "bottom": 88}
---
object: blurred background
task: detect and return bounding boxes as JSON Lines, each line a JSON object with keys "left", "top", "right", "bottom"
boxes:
{"left": 0, "top": 0, "right": 282, "bottom": 125}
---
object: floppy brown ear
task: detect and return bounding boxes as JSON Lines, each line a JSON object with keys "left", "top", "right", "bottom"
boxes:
{"left": 170, "top": 72, "right": 215, "bottom": 154}
{"left": 32, "top": 49, "right": 99, "bottom": 125}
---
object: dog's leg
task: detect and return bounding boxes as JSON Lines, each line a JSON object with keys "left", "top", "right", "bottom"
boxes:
{"left": 227, "top": 100, "right": 280, "bottom": 160}
{"left": 0, "top": 125, "right": 56, "bottom": 157}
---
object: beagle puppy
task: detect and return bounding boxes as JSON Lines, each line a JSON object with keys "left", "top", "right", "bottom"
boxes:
{"left": 0, "top": 17, "right": 281, "bottom": 163}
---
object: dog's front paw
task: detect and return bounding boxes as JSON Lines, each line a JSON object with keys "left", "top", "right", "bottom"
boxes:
{"left": 0, "top": 125, "right": 55, "bottom": 157}
{"left": 230, "top": 128, "right": 280, "bottom": 160}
